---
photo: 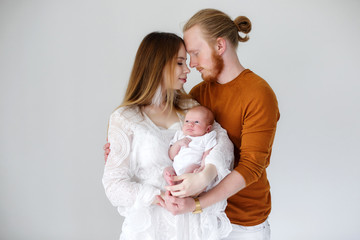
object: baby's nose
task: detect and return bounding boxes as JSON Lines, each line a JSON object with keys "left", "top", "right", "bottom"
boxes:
{"left": 187, "top": 121, "right": 194, "bottom": 126}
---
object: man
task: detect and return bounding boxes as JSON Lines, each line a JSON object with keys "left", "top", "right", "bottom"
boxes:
{"left": 157, "top": 9, "right": 280, "bottom": 239}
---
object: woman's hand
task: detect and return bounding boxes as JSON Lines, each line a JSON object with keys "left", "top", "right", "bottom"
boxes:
{"left": 103, "top": 142, "right": 110, "bottom": 163}
{"left": 153, "top": 191, "right": 165, "bottom": 205}
{"left": 156, "top": 191, "right": 195, "bottom": 215}
{"left": 165, "top": 164, "right": 217, "bottom": 198}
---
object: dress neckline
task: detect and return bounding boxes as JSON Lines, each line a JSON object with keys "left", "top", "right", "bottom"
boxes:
{"left": 142, "top": 111, "right": 181, "bottom": 131}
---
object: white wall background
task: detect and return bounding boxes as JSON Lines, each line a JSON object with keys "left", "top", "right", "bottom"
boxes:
{"left": 1, "top": 0, "right": 359, "bottom": 239}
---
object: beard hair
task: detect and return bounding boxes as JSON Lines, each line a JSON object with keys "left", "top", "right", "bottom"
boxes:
{"left": 202, "top": 50, "right": 224, "bottom": 83}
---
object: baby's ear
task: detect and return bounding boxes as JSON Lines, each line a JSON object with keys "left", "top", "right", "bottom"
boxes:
{"left": 206, "top": 125, "right": 212, "bottom": 133}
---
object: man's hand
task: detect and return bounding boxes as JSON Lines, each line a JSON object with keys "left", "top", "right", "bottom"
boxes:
{"left": 165, "top": 164, "right": 217, "bottom": 198}
{"left": 156, "top": 191, "right": 196, "bottom": 215}
{"left": 166, "top": 164, "right": 217, "bottom": 198}
{"left": 103, "top": 142, "right": 110, "bottom": 163}
{"left": 165, "top": 172, "right": 207, "bottom": 198}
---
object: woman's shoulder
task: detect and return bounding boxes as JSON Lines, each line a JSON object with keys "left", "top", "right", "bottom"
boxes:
{"left": 178, "top": 98, "right": 199, "bottom": 111}
{"left": 110, "top": 106, "right": 143, "bottom": 123}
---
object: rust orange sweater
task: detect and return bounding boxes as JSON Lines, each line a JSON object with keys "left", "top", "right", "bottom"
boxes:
{"left": 190, "top": 69, "right": 280, "bottom": 226}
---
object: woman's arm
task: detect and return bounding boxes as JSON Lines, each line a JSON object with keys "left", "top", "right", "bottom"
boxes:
{"left": 103, "top": 110, "right": 161, "bottom": 208}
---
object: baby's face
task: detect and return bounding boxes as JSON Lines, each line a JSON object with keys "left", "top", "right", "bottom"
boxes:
{"left": 182, "top": 110, "right": 211, "bottom": 137}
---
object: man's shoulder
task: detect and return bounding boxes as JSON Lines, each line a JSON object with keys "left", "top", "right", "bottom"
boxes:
{"left": 242, "top": 70, "right": 276, "bottom": 95}
{"left": 241, "top": 70, "right": 266, "bottom": 86}
{"left": 190, "top": 81, "right": 208, "bottom": 93}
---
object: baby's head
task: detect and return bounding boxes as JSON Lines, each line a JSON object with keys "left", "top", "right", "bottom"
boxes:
{"left": 182, "top": 106, "right": 214, "bottom": 137}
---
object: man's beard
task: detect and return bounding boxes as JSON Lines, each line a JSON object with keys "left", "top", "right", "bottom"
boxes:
{"left": 201, "top": 51, "right": 224, "bottom": 83}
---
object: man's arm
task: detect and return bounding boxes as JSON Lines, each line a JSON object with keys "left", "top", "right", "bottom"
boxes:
{"left": 166, "top": 163, "right": 218, "bottom": 197}
{"left": 197, "top": 170, "right": 245, "bottom": 208}
{"left": 157, "top": 170, "right": 245, "bottom": 215}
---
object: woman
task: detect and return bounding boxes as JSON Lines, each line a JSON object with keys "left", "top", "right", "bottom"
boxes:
{"left": 103, "top": 32, "right": 234, "bottom": 239}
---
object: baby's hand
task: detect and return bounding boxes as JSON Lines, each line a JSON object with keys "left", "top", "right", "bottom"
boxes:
{"left": 176, "top": 137, "right": 192, "bottom": 148}
{"left": 163, "top": 167, "right": 177, "bottom": 185}
{"left": 193, "top": 165, "right": 204, "bottom": 174}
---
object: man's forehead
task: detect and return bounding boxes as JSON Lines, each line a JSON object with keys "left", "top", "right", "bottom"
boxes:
{"left": 184, "top": 26, "right": 201, "bottom": 39}
{"left": 184, "top": 26, "right": 207, "bottom": 48}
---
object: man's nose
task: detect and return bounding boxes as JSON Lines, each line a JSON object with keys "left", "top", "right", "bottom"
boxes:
{"left": 189, "top": 58, "right": 197, "bottom": 68}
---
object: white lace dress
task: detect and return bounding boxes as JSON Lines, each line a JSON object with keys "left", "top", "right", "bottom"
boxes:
{"left": 102, "top": 106, "right": 234, "bottom": 240}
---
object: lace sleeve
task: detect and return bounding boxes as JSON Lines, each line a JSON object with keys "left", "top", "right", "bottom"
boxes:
{"left": 102, "top": 109, "right": 161, "bottom": 209}
{"left": 204, "top": 121, "right": 234, "bottom": 186}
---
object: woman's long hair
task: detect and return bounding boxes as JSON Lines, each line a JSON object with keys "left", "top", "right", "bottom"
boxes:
{"left": 118, "top": 32, "right": 191, "bottom": 113}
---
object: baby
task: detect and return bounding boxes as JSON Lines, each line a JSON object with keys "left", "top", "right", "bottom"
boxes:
{"left": 164, "top": 105, "right": 216, "bottom": 186}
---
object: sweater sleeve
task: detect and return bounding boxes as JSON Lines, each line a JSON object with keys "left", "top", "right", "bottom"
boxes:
{"left": 102, "top": 109, "right": 161, "bottom": 209}
{"left": 234, "top": 86, "right": 280, "bottom": 186}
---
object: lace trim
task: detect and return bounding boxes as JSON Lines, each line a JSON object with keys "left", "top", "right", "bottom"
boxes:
{"left": 103, "top": 107, "right": 161, "bottom": 208}
{"left": 103, "top": 104, "right": 233, "bottom": 239}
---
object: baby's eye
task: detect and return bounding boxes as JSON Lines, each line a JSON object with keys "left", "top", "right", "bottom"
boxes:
{"left": 185, "top": 120, "right": 189, "bottom": 123}
{"left": 195, "top": 121, "right": 199, "bottom": 124}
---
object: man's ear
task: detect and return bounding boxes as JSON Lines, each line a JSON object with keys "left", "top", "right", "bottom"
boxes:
{"left": 216, "top": 37, "right": 227, "bottom": 55}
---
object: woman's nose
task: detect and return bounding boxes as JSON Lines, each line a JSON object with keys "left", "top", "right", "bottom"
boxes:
{"left": 184, "top": 64, "right": 190, "bottom": 74}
